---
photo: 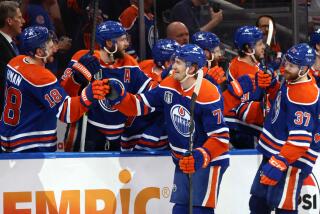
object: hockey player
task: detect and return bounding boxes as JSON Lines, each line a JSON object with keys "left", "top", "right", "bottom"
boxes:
{"left": 139, "top": 39, "right": 180, "bottom": 82}
{"left": 223, "top": 26, "right": 277, "bottom": 149}
{"left": 309, "top": 29, "right": 320, "bottom": 86}
{"left": 249, "top": 43, "right": 320, "bottom": 214}
{"left": 61, "top": 20, "right": 153, "bottom": 151}
{"left": 121, "top": 39, "right": 180, "bottom": 151}
{"left": 191, "top": 31, "right": 226, "bottom": 86}
{"left": 106, "top": 44, "right": 229, "bottom": 213}
{"left": 0, "top": 26, "right": 109, "bottom": 152}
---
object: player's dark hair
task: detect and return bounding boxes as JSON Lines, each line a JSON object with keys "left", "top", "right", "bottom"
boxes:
{"left": 256, "top": 15, "right": 276, "bottom": 30}
{"left": 238, "top": 44, "right": 251, "bottom": 57}
{"left": 0, "top": 1, "right": 19, "bottom": 28}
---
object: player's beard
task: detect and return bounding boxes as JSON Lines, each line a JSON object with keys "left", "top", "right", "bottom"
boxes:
{"left": 107, "top": 46, "right": 125, "bottom": 60}
{"left": 113, "top": 50, "right": 125, "bottom": 59}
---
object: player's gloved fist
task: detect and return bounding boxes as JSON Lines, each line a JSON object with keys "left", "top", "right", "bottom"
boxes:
{"left": 106, "top": 80, "right": 127, "bottom": 106}
{"left": 72, "top": 53, "right": 101, "bottom": 84}
{"left": 80, "top": 79, "right": 110, "bottom": 107}
{"left": 207, "top": 66, "right": 226, "bottom": 85}
{"left": 256, "top": 67, "right": 277, "bottom": 89}
{"left": 228, "top": 74, "right": 255, "bottom": 97}
{"left": 179, "top": 147, "right": 211, "bottom": 174}
{"left": 260, "top": 155, "right": 288, "bottom": 186}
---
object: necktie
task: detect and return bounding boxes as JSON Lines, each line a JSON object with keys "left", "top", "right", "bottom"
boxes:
{"left": 11, "top": 41, "right": 19, "bottom": 55}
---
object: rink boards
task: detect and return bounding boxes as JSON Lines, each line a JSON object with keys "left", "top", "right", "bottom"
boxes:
{"left": 0, "top": 150, "right": 319, "bottom": 214}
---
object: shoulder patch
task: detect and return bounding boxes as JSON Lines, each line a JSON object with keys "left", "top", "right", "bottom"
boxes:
{"left": 160, "top": 76, "right": 181, "bottom": 92}
{"left": 139, "top": 59, "right": 154, "bottom": 75}
{"left": 122, "top": 54, "right": 139, "bottom": 66}
{"left": 287, "top": 80, "right": 319, "bottom": 105}
{"left": 197, "top": 79, "right": 221, "bottom": 104}
{"left": 229, "top": 57, "right": 258, "bottom": 80}
{"left": 9, "top": 56, "right": 57, "bottom": 87}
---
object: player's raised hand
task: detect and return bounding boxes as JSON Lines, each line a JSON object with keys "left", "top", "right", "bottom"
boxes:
{"left": 260, "top": 155, "right": 288, "bottom": 186}
{"left": 72, "top": 53, "right": 101, "bottom": 84}
{"left": 256, "top": 66, "right": 277, "bottom": 89}
{"left": 80, "top": 79, "right": 110, "bottom": 107}
{"left": 179, "top": 147, "right": 211, "bottom": 174}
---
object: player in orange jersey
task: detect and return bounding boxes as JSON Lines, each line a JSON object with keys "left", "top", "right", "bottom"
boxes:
{"left": 223, "top": 26, "right": 277, "bottom": 149}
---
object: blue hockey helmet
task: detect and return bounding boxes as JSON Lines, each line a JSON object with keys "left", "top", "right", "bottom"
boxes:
{"left": 191, "top": 31, "right": 220, "bottom": 51}
{"left": 285, "top": 43, "right": 316, "bottom": 67}
{"left": 234, "top": 26, "right": 263, "bottom": 50}
{"left": 96, "top": 21, "right": 127, "bottom": 47}
{"left": 173, "top": 44, "right": 206, "bottom": 68}
{"left": 309, "top": 29, "right": 320, "bottom": 48}
{"left": 152, "top": 39, "right": 180, "bottom": 66}
{"left": 20, "top": 26, "right": 50, "bottom": 56}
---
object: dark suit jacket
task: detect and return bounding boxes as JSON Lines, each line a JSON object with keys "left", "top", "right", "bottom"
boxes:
{"left": 0, "top": 33, "right": 17, "bottom": 114}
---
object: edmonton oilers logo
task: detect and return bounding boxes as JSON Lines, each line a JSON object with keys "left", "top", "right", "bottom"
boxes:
{"left": 99, "top": 78, "right": 124, "bottom": 112}
{"left": 170, "top": 105, "right": 193, "bottom": 137}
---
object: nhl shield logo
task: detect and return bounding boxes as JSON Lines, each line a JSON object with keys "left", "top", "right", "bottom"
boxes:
{"left": 164, "top": 91, "right": 173, "bottom": 104}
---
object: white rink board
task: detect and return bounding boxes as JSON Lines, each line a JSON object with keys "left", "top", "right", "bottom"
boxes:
{"left": 0, "top": 151, "right": 319, "bottom": 214}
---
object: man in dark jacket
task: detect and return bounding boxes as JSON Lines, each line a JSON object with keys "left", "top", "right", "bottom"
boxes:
{"left": 0, "top": 1, "right": 25, "bottom": 114}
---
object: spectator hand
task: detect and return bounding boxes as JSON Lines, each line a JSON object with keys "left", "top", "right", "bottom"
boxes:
{"left": 73, "top": 53, "right": 101, "bottom": 84}
{"left": 260, "top": 155, "right": 288, "bottom": 186}
{"left": 207, "top": 66, "right": 226, "bottom": 85}
{"left": 58, "top": 36, "right": 72, "bottom": 52}
{"left": 210, "top": 8, "right": 223, "bottom": 24}
{"left": 179, "top": 147, "right": 211, "bottom": 174}
{"left": 80, "top": 79, "right": 110, "bottom": 107}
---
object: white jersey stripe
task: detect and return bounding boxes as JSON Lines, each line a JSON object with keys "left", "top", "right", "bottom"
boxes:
{"left": 4, "top": 142, "right": 57, "bottom": 152}
{"left": 279, "top": 167, "right": 292, "bottom": 208}
{"left": 202, "top": 166, "right": 214, "bottom": 206}
{"left": 207, "top": 127, "right": 229, "bottom": 136}
{"left": 0, "top": 129, "right": 57, "bottom": 141}
{"left": 87, "top": 119, "right": 125, "bottom": 129}
{"left": 289, "top": 130, "right": 312, "bottom": 136}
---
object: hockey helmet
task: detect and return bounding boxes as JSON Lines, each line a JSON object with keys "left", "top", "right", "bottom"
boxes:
{"left": 20, "top": 26, "right": 50, "bottom": 56}
{"left": 191, "top": 31, "right": 220, "bottom": 51}
{"left": 152, "top": 39, "right": 180, "bottom": 67}
{"left": 234, "top": 26, "right": 263, "bottom": 50}
{"left": 310, "top": 29, "right": 320, "bottom": 49}
{"left": 173, "top": 44, "right": 206, "bottom": 68}
{"left": 285, "top": 43, "right": 315, "bottom": 67}
{"left": 96, "top": 21, "right": 127, "bottom": 47}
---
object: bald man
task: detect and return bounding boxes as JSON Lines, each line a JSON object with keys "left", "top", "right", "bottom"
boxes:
{"left": 166, "top": 21, "right": 189, "bottom": 45}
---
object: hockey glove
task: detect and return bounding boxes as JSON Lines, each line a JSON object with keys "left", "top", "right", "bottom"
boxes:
{"left": 207, "top": 66, "right": 226, "bottom": 85}
{"left": 256, "top": 68, "right": 277, "bottom": 89}
{"left": 179, "top": 147, "right": 211, "bottom": 174}
{"left": 106, "top": 80, "right": 127, "bottom": 106}
{"left": 260, "top": 155, "right": 288, "bottom": 186}
{"left": 80, "top": 79, "right": 110, "bottom": 107}
{"left": 228, "top": 74, "right": 255, "bottom": 98}
{"left": 73, "top": 53, "right": 101, "bottom": 84}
